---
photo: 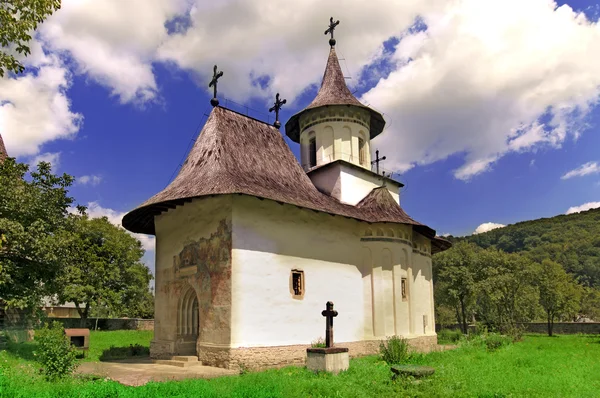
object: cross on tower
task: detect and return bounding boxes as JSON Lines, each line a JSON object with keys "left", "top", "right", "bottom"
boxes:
{"left": 321, "top": 301, "right": 338, "bottom": 348}
{"left": 371, "top": 149, "right": 387, "bottom": 175}
{"left": 269, "top": 93, "right": 287, "bottom": 129}
{"left": 324, "top": 17, "right": 340, "bottom": 47}
{"left": 208, "top": 65, "right": 224, "bottom": 107}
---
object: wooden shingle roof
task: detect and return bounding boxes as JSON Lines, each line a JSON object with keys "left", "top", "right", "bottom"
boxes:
{"left": 122, "top": 106, "right": 444, "bottom": 251}
{"left": 284, "top": 47, "right": 386, "bottom": 143}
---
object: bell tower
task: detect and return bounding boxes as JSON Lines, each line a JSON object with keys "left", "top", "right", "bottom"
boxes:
{"left": 284, "top": 18, "right": 400, "bottom": 206}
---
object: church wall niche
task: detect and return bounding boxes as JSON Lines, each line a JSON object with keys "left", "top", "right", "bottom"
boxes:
{"left": 151, "top": 196, "right": 233, "bottom": 360}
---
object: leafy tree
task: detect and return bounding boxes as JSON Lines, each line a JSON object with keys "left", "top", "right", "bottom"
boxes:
{"left": 57, "top": 215, "right": 153, "bottom": 319}
{"left": 0, "top": 158, "right": 74, "bottom": 309}
{"left": 0, "top": 0, "right": 61, "bottom": 77}
{"left": 433, "top": 241, "right": 480, "bottom": 334}
{"left": 536, "top": 259, "right": 581, "bottom": 336}
{"left": 34, "top": 321, "right": 77, "bottom": 380}
{"left": 475, "top": 249, "right": 539, "bottom": 330}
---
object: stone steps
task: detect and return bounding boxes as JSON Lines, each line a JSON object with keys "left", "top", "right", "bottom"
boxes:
{"left": 153, "top": 356, "right": 202, "bottom": 368}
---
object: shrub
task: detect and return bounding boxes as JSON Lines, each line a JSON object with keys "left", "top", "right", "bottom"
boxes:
{"left": 438, "top": 329, "right": 462, "bottom": 344}
{"left": 379, "top": 335, "right": 409, "bottom": 364}
{"left": 500, "top": 324, "right": 524, "bottom": 342}
{"left": 34, "top": 322, "right": 78, "bottom": 379}
{"left": 311, "top": 337, "right": 326, "bottom": 348}
{"left": 99, "top": 344, "right": 150, "bottom": 361}
{"left": 484, "top": 334, "right": 512, "bottom": 352}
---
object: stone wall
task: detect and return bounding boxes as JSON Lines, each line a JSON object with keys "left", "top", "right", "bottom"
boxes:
{"left": 198, "top": 335, "right": 437, "bottom": 371}
{"left": 436, "top": 323, "right": 600, "bottom": 334}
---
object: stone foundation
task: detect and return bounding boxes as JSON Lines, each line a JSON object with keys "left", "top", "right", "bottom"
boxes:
{"left": 196, "top": 335, "right": 437, "bottom": 371}
{"left": 306, "top": 347, "right": 349, "bottom": 374}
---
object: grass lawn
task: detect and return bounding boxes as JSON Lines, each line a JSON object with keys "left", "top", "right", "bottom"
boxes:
{"left": 0, "top": 333, "right": 598, "bottom": 397}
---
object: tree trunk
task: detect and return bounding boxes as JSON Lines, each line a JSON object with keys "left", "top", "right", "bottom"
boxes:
{"left": 459, "top": 296, "right": 468, "bottom": 335}
{"left": 547, "top": 310, "right": 553, "bottom": 337}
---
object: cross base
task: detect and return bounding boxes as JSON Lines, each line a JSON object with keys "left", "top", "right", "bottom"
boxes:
{"left": 306, "top": 347, "right": 349, "bottom": 375}
{"left": 329, "top": 38, "right": 336, "bottom": 47}
{"left": 210, "top": 98, "right": 219, "bottom": 107}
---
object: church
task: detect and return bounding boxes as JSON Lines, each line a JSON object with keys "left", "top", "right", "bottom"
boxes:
{"left": 122, "top": 22, "right": 450, "bottom": 370}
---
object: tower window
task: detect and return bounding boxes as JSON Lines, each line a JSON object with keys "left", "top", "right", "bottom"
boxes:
{"left": 290, "top": 269, "right": 305, "bottom": 299}
{"left": 401, "top": 278, "right": 407, "bottom": 301}
{"left": 358, "top": 137, "right": 366, "bottom": 166}
{"left": 309, "top": 138, "right": 317, "bottom": 167}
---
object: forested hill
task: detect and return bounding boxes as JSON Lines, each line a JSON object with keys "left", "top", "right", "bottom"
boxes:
{"left": 451, "top": 207, "right": 600, "bottom": 287}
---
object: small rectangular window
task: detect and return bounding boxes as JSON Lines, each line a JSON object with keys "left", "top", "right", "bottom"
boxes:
{"left": 290, "top": 270, "right": 304, "bottom": 299}
{"left": 309, "top": 138, "right": 317, "bottom": 167}
{"left": 401, "top": 278, "right": 407, "bottom": 301}
{"left": 358, "top": 138, "right": 366, "bottom": 165}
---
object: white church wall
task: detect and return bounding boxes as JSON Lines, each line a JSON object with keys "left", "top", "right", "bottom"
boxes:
{"left": 152, "top": 196, "right": 233, "bottom": 356}
{"left": 230, "top": 195, "right": 365, "bottom": 348}
{"left": 339, "top": 166, "right": 401, "bottom": 205}
{"left": 410, "top": 233, "right": 435, "bottom": 336}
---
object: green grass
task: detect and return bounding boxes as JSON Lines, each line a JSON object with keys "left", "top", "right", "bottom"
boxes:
{"left": 1, "top": 333, "right": 599, "bottom": 397}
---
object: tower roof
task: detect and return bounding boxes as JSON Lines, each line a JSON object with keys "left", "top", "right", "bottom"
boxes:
{"left": 122, "top": 106, "right": 440, "bottom": 245}
{"left": 0, "top": 133, "right": 7, "bottom": 163}
{"left": 285, "top": 47, "right": 385, "bottom": 143}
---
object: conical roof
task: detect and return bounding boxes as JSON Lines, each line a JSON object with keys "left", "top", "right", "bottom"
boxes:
{"left": 285, "top": 47, "right": 385, "bottom": 143}
{"left": 122, "top": 106, "right": 440, "bottom": 243}
{"left": 0, "top": 133, "right": 7, "bottom": 163}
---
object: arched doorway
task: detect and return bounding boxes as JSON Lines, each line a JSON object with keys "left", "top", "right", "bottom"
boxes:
{"left": 177, "top": 286, "right": 199, "bottom": 355}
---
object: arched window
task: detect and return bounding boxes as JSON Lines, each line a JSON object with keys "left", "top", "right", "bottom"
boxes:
{"left": 376, "top": 228, "right": 384, "bottom": 237}
{"left": 309, "top": 136, "right": 317, "bottom": 167}
{"left": 358, "top": 137, "right": 366, "bottom": 166}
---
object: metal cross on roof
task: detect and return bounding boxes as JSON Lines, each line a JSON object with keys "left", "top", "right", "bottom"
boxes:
{"left": 208, "top": 65, "right": 224, "bottom": 107}
{"left": 371, "top": 149, "right": 387, "bottom": 175}
{"left": 324, "top": 17, "right": 340, "bottom": 47}
{"left": 269, "top": 93, "right": 287, "bottom": 129}
{"left": 321, "top": 301, "right": 338, "bottom": 348}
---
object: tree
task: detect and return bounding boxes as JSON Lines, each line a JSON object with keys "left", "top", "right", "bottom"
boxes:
{"left": 475, "top": 249, "right": 539, "bottom": 331}
{"left": 433, "top": 241, "right": 480, "bottom": 334}
{"left": 537, "top": 259, "right": 581, "bottom": 336}
{"left": 57, "top": 214, "right": 153, "bottom": 319}
{"left": 0, "top": 0, "right": 61, "bottom": 77}
{"left": 0, "top": 158, "right": 74, "bottom": 309}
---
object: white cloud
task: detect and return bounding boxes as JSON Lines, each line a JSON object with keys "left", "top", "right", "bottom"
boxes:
{"left": 473, "top": 222, "right": 506, "bottom": 234}
{"left": 0, "top": 55, "right": 83, "bottom": 157}
{"left": 565, "top": 202, "right": 600, "bottom": 215}
{"left": 40, "top": 0, "right": 187, "bottom": 104}
{"left": 363, "top": 0, "right": 600, "bottom": 180}
{"left": 561, "top": 161, "right": 600, "bottom": 179}
{"left": 29, "top": 152, "right": 61, "bottom": 172}
{"left": 77, "top": 175, "right": 102, "bottom": 186}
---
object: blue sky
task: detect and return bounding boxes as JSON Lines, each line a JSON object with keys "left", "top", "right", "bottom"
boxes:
{"left": 2, "top": 0, "right": 600, "bottom": 272}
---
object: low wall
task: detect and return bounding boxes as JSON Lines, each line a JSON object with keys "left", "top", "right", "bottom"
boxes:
{"left": 46, "top": 318, "right": 154, "bottom": 331}
{"left": 436, "top": 322, "right": 600, "bottom": 334}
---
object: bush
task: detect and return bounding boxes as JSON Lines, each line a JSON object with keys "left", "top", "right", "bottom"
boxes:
{"left": 34, "top": 322, "right": 78, "bottom": 379}
{"left": 438, "top": 329, "right": 463, "bottom": 344}
{"left": 379, "top": 335, "right": 409, "bottom": 364}
{"left": 484, "top": 334, "right": 512, "bottom": 351}
{"left": 99, "top": 344, "right": 150, "bottom": 361}
{"left": 311, "top": 337, "right": 326, "bottom": 348}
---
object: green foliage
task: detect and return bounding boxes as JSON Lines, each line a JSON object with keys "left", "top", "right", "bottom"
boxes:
{"left": 33, "top": 322, "right": 77, "bottom": 379}
{"left": 0, "top": 158, "right": 74, "bottom": 309}
{"left": 437, "top": 329, "right": 462, "bottom": 344}
{"left": 98, "top": 344, "right": 149, "bottom": 361}
{"left": 379, "top": 335, "right": 409, "bottom": 364}
{"left": 310, "top": 337, "right": 326, "bottom": 348}
{"left": 463, "top": 207, "right": 600, "bottom": 288}
{"left": 56, "top": 214, "right": 154, "bottom": 319}
{"left": 536, "top": 259, "right": 581, "bottom": 336}
{"left": 0, "top": 0, "right": 61, "bottom": 77}
{"left": 2, "top": 334, "right": 600, "bottom": 397}
{"left": 483, "top": 334, "right": 512, "bottom": 352}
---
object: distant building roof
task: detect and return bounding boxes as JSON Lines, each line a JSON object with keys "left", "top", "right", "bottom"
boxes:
{"left": 122, "top": 106, "right": 448, "bottom": 252}
{"left": 285, "top": 47, "right": 386, "bottom": 143}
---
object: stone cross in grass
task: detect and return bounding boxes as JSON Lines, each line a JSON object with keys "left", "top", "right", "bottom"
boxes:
{"left": 321, "top": 301, "right": 338, "bottom": 348}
